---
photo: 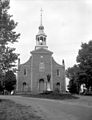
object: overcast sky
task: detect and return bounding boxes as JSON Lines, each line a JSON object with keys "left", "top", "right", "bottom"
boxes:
{"left": 9, "top": 0, "right": 92, "bottom": 70}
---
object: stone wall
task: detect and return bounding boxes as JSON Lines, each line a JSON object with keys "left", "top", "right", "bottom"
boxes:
{"left": 17, "top": 57, "right": 32, "bottom": 92}
{"left": 31, "top": 49, "right": 52, "bottom": 94}
{"left": 52, "top": 58, "right": 66, "bottom": 92}
{"left": 17, "top": 49, "right": 66, "bottom": 94}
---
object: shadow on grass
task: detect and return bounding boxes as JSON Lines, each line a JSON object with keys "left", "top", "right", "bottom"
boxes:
{"left": 0, "top": 99, "right": 11, "bottom": 103}
{"left": 22, "top": 92, "right": 79, "bottom": 100}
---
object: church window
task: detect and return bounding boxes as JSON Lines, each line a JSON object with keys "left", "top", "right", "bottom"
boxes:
{"left": 40, "top": 36, "right": 43, "bottom": 40}
{"left": 56, "top": 82, "right": 60, "bottom": 92}
{"left": 24, "top": 68, "right": 27, "bottom": 75}
{"left": 57, "top": 69, "right": 60, "bottom": 76}
{"left": 40, "top": 39, "right": 43, "bottom": 45}
{"left": 56, "top": 82, "right": 60, "bottom": 86}
{"left": 38, "top": 37, "right": 40, "bottom": 41}
{"left": 39, "top": 62, "right": 45, "bottom": 72}
{"left": 23, "top": 82, "right": 26, "bottom": 86}
{"left": 44, "top": 37, "right": 46, "bottom": 41}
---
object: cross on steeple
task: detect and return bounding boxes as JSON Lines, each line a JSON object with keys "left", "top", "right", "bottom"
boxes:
{"left": 40, "top": 8, "right": 43, "bottom": 25}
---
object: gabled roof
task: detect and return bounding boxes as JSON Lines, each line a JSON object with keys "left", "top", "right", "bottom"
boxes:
{"left": 31, "top": 48, "right": 53, "bottom": 54}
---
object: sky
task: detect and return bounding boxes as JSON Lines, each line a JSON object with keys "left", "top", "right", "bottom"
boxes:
{"left": 8, "top": 0, "right": 92, "bottom": 70}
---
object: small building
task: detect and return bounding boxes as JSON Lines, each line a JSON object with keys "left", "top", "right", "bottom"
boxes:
{"left": 17, "top": 12, "right": 66, "bottom": 94}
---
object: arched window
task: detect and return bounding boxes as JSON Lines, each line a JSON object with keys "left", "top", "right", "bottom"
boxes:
{"left": 38, "top": 37, "right": 40, "bottom": 41}
{"left": 24, "top": 68, "right": 26, "bottom": 75}
{"left": 40, "top": 36, "right": 43, "bottom": 40}
{"left": 22, "top": 82, "right": 27, "bottom": 92}
{"left": 23, "top": 82, "right": 26, "bottom": 86}
{"left": 44, "top": 37, "right": 46, "bottom": 41}
{"left": 57, "top": 69, "right": 60, "bottom": 76}
{"left": 39, "top": 62, "right": 45, "bottom": 72}
{"left": 55, "top": 82, "right": 60, "bottom": 92}
{"left": 56, "top": 82, "right": 60, "bottom": 86}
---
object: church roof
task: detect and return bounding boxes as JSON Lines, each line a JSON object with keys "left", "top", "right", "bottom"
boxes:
{"left": 31, "top": 48, "right": 53, "bottom": 54}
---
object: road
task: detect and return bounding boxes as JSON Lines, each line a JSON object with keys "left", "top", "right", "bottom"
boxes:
{"left": 0, "top": 95, "right": 92, "bottom": 120}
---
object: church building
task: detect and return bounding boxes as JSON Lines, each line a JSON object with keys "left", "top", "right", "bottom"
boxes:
{"left": 17, "top": 11, "right": 66, "bottom": 94}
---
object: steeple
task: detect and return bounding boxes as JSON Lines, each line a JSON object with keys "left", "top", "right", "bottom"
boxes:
{"left": 35, "top": 9, "right": 48, "bottom": 50}
{"left": 40, "top": 8, "right": 43, "bottom": 26}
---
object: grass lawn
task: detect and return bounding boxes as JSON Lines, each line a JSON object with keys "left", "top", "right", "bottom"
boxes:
{"left": 22, "top": 92, "right": 79, "bottom": 100}
{"left": 0, "top": 99, "right": 44, "bottom": 120}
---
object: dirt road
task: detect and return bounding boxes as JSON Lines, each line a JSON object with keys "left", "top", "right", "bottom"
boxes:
{"left": 0, "top": 95, "right": 92, "bottom": 120}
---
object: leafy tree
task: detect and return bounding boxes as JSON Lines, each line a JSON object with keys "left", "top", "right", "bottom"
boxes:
{"left": 0, "top": 0, "right": 20, "bottom": 72}
{"left": 0, "top": 66, "right": 4, "bottom": 92}
{"left": 0, "top": 78, "right": 3, "bottom": 92}
{"left": 67, "top": 79, "right": 77, "bottom": 94}
{"left": 66, "top": 65, "right": 79, "bottom": 80}
{"left": 67, "top": 40, "right": 92, "bottom": 94}
{"left": 4, "top": 70, "right": 16, "bottom": 92}
{"left": 66, "top": 65, "right": 80, "bottom": 93}
{"left": 77, "top": 41, "right": 92, "bottom": 89}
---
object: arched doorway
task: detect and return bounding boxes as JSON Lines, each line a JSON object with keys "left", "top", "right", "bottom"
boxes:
{"left": 39, "top": 79, "right": 44, "bottom": 93}
{"left": 56, "top": 82, "right": 60, "bottom": 92}
{"left": 46, "top": 74, "right": 51, "bottom": 91}
{"left": 23, "top": 82, "right": 27, "bottom": 92}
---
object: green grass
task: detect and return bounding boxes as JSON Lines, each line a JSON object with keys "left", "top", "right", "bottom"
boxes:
{"left": 0, "top": 99, "right": 44, "bottom": 120}
{"left": 22, "top": 92, "right": 79, "bottom": 100}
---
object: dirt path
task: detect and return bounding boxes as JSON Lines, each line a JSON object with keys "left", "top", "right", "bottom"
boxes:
{"left": 0, "top": 95, "right": 92, "bottom": 120}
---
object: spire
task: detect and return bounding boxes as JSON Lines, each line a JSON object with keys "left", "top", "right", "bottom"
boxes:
{"left": 39, "top": 8, "right": 44, "bottom": 31}
{"left": 35, "top": 9, "right": 48, "bottom": 50}
{"left": 40, "top": 8, "right": 43, "bottom": 26}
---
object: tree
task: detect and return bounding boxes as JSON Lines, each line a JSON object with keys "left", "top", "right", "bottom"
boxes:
{"left": 66, "top": 65, "right": 80, "bottom": 94}
{"left": 0, "top": 67, "right": 4, "bottom": 92}
{"left": 66, "top": 40, "right": 92, "bottom": 94}
{"left": 0, "top": 0, "right": 20, "bottom": 72}
{"left": 4, "top": 70, "right": 16, "bottom": 92}
{"left": 77, "top": 41, "right": 92, "bottom": 90}
{"left": 67, "top": 79, "right": 77, "bottom": 94}
{"left": 0, "top": 77, "right": 3, "bottom": 92}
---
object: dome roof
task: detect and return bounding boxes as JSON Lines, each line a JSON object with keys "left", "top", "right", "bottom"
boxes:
{"left": 39, "top": 25, "right": 44, "bottom": 30}
{"left": 36, "top": 24, "right": 47, "bottom": 36}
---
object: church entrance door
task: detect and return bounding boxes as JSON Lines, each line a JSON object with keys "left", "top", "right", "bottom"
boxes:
{"left": 39, "top": 79, "right": 44, "bottom": 93}
{"left": 56, "top": 82, "right": 60, "bottom": 92}
{"left": 23, "top": 82, "right": 27, "bottom": 92}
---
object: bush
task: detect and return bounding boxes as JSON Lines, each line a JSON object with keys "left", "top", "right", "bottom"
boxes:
{"left": 4, "top": 70, "right": 16, "bottom": 92}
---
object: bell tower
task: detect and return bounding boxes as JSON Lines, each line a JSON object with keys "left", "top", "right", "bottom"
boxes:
{"left": 35, "top": 9, "right": 48, "bottom": 50}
